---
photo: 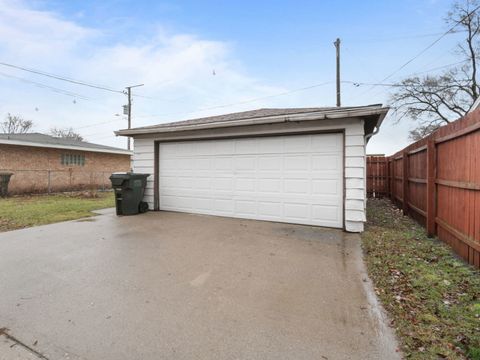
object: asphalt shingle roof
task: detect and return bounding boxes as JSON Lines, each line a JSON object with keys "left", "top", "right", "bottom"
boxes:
{"left": 121, "top": 105, "right": 385, "bottom": 133}
{"left": 0, "top": 133, "right": 129, "bottom": 153}
{"left": 130, "top": 107, "right": 339, "bottom": 131}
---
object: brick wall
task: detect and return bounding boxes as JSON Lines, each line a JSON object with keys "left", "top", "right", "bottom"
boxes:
{"left": 0, "top": 144, "right": 131, "bottom": 194}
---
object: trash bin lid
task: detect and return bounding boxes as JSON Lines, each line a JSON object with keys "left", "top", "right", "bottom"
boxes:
{"left": 128, "top": 173, "right": 150, "bottom": 179}
{"left": 109, "top": 172, "right": 149, "bottom": 178}
{"left": 109, "top": 172, "right": 131, "bottom": 179}
{"left": 0, "top": 171, "right": 13, "bottom": 176}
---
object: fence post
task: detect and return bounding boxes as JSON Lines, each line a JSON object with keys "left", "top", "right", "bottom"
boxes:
{"left": 47, "top": 170, "right": 51, "bottom": 194}
{"left": 426, "top": 138, "right": 436, "bottom": 237}
{"left": 402, "top": 150, "right": 409, "bottom": 215}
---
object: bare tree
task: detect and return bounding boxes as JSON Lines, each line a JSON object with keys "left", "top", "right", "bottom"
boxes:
{"left": 390, "top": 0, "right": 480, "bottom": 140}
{"left": 0, "top": 113, "right": 33, "bottom": 134}
{"left": 50, "top": 127, "right": 84, "bottom": 141}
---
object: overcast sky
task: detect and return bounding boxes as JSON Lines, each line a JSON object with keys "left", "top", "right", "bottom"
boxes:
{"left": 0, "top": 0, "right": 464, "bottom": 154}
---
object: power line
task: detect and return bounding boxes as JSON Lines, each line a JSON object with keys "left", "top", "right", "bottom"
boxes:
{"left": 83, "top": 133, "right": 119, "bottom": 141}
{"left": 352, "top": 29, "right": 465, "bottom": 43}
{"left": 137, "top": 81, "right": 334, "bottom": 119}
{"left": 0, "top": 71, "right": 90, "bottom": 100}
{"left": 0, "top": 61, "right": 124, "bottom": 94}
{"left": 360, "top": 5, "right": 480, "bottom": 97}
{"left": 74, "top": 118, "right": 123, "bottom": 130}
{"left": 407, "top": 59, "right": 469, "bottom": 76}
{"left": 360, "top": 59, "right": 472, "bottom": 101}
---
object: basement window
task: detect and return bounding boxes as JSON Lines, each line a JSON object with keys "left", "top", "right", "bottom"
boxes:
{"left": 61, "top": 153, "right": 85, "bottom": 166}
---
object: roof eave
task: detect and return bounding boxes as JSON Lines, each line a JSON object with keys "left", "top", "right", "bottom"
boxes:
{"left": 0, "top": 139, "right": 133, "bottom": 155}
{"left": 116, "top": 106, "right": 390, "bottom": 137}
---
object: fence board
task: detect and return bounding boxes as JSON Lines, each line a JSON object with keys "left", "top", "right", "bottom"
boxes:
{"left": 366, "top": 156, "right": 387, "bottom": 198}
{"left": 367, "top": 109, "right": 480, "bottom": 269}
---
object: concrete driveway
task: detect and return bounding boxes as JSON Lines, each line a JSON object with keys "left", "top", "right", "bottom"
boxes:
{"left": 0, "top": 210, "right": 400, "bottom": 360}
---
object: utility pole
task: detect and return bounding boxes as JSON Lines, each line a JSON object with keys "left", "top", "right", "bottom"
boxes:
{"left": 124, "top": 84, "right": 144, "bottom": 150}
{"left": 334, "top": 38, "right": 341, "bottom": 107}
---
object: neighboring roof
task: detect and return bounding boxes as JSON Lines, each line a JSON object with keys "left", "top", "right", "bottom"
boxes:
{"left": 0, "top": 133, "right": 132, "bottom": 155}
{"left": 116, "top": 104, "right": 389, "bottom": 137}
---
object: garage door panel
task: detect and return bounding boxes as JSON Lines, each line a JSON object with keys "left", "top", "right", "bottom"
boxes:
{"left": 235, "top": 138, "right": 258, "bottom": 154}
{"left": 194, "top": 158, "right": 211, "bottom": 170}
{"left": 284, "top": 136, "right": 311, "bottom": 153}
{"left": 284, "top": 156, "right": 309, "bottom": 170}
{"left": 283, "top": 179, "right": 310, "bottom": 194}
{"left": 235, "top": 200, "right": 257, "bottom": 216}
{"left": 257, "top": 137, "right": 284, "bottom": 153}
{"left": 214, "top": 199, "right": 234, "bottom": 213}
{"left": 311, "top": 133, "right": 342, "bottom": 150}
{"left": 312, "top": 204, "right": 341, "bottom": 221}
{"left": 258, "top": 201, "right": 282, "bottom": 217}
{"left": 214, "top": 140, "right": 235, "bottom": 154}
{"left": 312, "top": 179, "right": 341, "bottom": 195}
{"left": 234, "top": 157, "right": 256, "bottom": 170}
{"left": 213, "top": 178, "right": 233, "bottom": 191}
{"left": 258, "top": 156, "right": 282, "bottom": 170}
{"left": 235, "top": 178, "right": 256, "bottom": 191}
{"left": 257, "top": 178, "right": 282, "bottom": 193}
{"left": 312, "top": 154, "right": 342, "bottom": 170}
{"left": 214, "top": 157, "right": 233, "bottom": 170}
{"left": 159, "top": 133, "right": 343, "bottom": 228}
{"left": 283, "top": 203, "right": 310, "bottom": 220}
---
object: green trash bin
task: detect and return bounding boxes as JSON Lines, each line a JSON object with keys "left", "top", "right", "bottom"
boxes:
{"left": 109, "top": 172, "right": 150, "bottom": 215}
{"left": 0, "top": 171, "right": 13, "bottom": 198}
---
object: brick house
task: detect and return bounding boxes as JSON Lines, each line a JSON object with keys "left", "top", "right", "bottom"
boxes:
{"left": 0, "top": 133, "right": 132, "bottom": 194}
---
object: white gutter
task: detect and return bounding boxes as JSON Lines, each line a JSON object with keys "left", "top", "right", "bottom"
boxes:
{"left": 364, "top": 108, "right": 388, "bottom": 143}
{"left": 0, "top": 138, "right": 133, "bottom": 155}
{"left": 116, "top": 106, "right": 389, "bottom": 136}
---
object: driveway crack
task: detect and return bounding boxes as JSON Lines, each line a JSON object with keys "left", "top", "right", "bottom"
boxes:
{"left": 0, "top": 327, "right": 50, "bottom": 360}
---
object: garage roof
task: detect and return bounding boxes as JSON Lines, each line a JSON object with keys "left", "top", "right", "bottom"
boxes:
{"left": 116, "top": 104, "right": 388, "bottom": 136}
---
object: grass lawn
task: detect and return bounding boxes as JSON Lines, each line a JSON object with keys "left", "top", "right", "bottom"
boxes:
{"left": 362, "top": 198, "right": 480, "bottom": 360}
{"left": 0, "top": 192, "right": 114, "bottom": 232}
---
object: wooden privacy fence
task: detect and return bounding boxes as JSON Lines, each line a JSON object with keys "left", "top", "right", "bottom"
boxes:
{"left": 367, "top": 109, "right": 480, "bottom": 269}
{"left": 366, "top": 155, "right": 388, "bottom": 198}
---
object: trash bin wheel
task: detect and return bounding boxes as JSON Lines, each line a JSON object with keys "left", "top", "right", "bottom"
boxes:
{"left": 139, "top": 201, "right": 149, "bottom": 213}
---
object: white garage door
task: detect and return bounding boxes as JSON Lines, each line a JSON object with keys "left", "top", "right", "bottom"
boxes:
{"left": 159, "top": 133, "right": 343, "bottom": 228}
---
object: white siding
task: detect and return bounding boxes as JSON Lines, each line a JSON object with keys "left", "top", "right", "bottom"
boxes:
{"left": 132, "top": 138, "right": 155, "bottom": 209}
{"left": 344, "top": 121, "right": 366, "bottom": 232}
{"left": 132, "top": 118, "right": 367, "bottom": 232}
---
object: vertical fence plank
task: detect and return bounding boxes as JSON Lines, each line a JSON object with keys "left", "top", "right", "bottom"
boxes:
{"left": 386, "top": 158, "right": 390, "bottom": 196}
{"left": 390, "top": 159, "right": 394, "bottom": 201}
{"left": 402, "top": 151, "right": 409, "bottom": 215}
{"left": 426, "top": 138, "right": 436, "bottom": 237}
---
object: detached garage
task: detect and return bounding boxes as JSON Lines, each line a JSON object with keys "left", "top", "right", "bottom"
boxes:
{"left": 116, "top": 105, "right": 388, "bottom": 232}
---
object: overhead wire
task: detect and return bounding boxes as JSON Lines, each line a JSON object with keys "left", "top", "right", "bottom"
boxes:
{"left": 358, "top": 4, "right": 480, "bottom": 98}
{"left": 0, "top": 71, "right": 90, "bottom": 100}
{"left": 0, "top": 61, "right": 124, "bottom": 94}
{"left": 351, "top": 29, "right": 465, "bottom": 43}
{"left": 136, "top": 81, "right": 335, "bottom": 119}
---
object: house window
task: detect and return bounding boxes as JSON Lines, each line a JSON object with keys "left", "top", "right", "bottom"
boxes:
{"left": 61, "top": 153, "right": 85, "bottom": 166}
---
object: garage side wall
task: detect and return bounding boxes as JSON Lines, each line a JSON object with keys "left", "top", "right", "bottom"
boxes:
{"left": 132, "top": 118, "right": 367, "bottom": 232}
{"left": 132, "top": 138, "right": 155, "bottom": 209}
{"left": 344, "top": 121, "right": 366, "bottom": 232}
